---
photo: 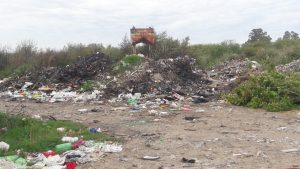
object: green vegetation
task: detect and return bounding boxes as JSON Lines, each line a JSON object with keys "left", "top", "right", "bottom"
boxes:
{"left": 81, "top": 80, "right": 95, "bottom": 92}
{"left": 226, "top": 72, "right": 300, "bottom": 111}
{"left": 113, "top": 54, "right": 144, "bottom": 72}
{"left": 0, "top": 113, "right": 110, "bottom": 156}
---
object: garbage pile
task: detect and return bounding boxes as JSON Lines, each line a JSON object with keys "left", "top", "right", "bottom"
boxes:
{"left": 0, "top": 53, "right": 263, "bottom": 102}
{"left": 276, "top": 59, "right": 300, "bottom": 73}
{"left": 0, "top": 52, "right": 112, "bottom": 91}
{"left": 105, "top": 56, "right": 213, "bottom": 98}
{"left": 208, "top": 59, "right": 261, "bottom": 83}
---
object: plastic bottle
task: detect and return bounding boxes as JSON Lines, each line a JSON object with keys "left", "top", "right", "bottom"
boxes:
{"left": 55, "top": 143, "right": 72, "bottom": 153}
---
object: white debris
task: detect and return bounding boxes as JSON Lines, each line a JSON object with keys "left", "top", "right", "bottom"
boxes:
{"left": 277, "top": 127, "right": 288, "bottom": 131}
{"left": 62, "top": 137, "right": 79, "bottom": 143}
{"left": 21, "top": 82, "right": 33, "bottom": 90}
{"left": 0, "top": 141, "right": 9, "bottom": 151}
{"left": 102, "top": 144, "right": 122, "bottom": 153}
{"left": 56, "top": 128, "right": 65, "bottom": 132}
{"left": 78, "top": 109, "right": 88, "bottom": 113}
{"left": 43, "top": 155, "right": 65, "bottom": 166}
{"left": 281, "top": 149, "right": 300, "bottom": 153}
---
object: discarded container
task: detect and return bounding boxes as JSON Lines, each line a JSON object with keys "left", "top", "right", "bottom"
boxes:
{"left": 42, "top": 150, "right": 57, "bottom": 157}
{"left": 66, "top": 161, "right": 77, "bottom": 169}
{"left": 55, "top": 143, "right": 72, "bottom": 153}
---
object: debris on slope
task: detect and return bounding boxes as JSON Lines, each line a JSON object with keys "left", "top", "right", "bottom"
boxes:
{"left": 105, "top": 56, "right": 213, "bottom": 97}
{"left": 276, "top": 59, "right": 300, "bottom": 73}
{"left": 0, "top": 53, "right": 262, "bottom": 102}
{"left": 0, "top": 52, "right": 112, "bottom": 91}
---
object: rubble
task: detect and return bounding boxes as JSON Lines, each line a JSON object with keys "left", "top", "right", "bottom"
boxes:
{"left": 276, "top": 59, "right": 300, "bottom": 73}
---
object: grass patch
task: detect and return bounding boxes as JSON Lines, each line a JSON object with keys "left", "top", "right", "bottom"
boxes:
{"left": 0, "top": 113, "right": 110, "bottom": 156}
{"left": 113, "top": 54, "right": 144, "bottom": 73}
{"left": 226, "top": 72, "right": 300, "bottom": 111}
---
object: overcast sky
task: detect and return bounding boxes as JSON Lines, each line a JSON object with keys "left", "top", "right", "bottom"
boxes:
{"left": 0, "top": 0, "right": 299, "bottom": 49}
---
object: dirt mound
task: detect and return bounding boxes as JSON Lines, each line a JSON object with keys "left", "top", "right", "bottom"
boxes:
{"left": 0, "top": 53, "right": 111, "bottom": 91}
{"left": 105, "top": 56, "right": 213, "bottom": 97}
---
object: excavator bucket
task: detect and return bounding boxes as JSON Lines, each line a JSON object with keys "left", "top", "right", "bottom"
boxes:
{"left": 130, "top": 27, "right": 156, "bottom": 45}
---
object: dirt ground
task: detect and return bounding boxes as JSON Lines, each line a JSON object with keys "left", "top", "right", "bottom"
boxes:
{"left": 0, "top": 99, "right": 300, "bottom": 169}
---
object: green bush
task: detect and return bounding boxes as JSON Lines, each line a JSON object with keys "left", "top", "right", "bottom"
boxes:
{"left": 226, "top": 72, "right": 300, "bottom": 111}
{"left": 113, "top": 54, "right": 143, "bottom": 72}
{"left": 81, "top": 80, "right": 94, "bottom": 92}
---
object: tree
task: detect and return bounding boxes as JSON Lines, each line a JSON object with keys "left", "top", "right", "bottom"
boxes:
{"left": 283, "top": 31, "right": 292, "bottom": 39}
{"left": 119, "top": 34, "right": 132, "bottom": 55}
{"left": 247, "top": 28, "right": 272, "bottom": 43}
{"left": 291, "top": 31, "right": 299, "bottom": 40}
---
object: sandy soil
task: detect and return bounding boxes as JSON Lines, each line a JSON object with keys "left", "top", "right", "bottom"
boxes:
{"left": 0, "top": 99, "right": 300, "bottom": 169}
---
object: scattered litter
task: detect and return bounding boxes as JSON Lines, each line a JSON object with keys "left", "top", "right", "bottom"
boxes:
{"left": 102, "top": 144, "right": 122, "bottom": 153}
{"left": 142, "top": 156, "right": 160, "bottom": 160}
{"left": 281, "top": 149, "right": 300, "bottom": 153}
{"left": 277, "top": 127, "right": 288, "bottom": 131}
{"left": 181, "top": 157, "right": 196, "bottom": 163}
{"left": 78, "top": 109, "right": 88, "bottom": 113}
{"left": 89, "top": 128, "right": 101, "bottom": 133}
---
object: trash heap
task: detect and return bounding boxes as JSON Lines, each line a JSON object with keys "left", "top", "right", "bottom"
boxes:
{"left": 0, "top": 53, "right": 263, "bottom": 102}
{"left": 276, "top": 59, "right": 300, "bottom": 73}
{"left": 105, "top": 56, "right": 213, "bottom": 97}
{"left": 208, "top": 59, "right": 261, "bottom": 83}
{"left": 0, "top": 52, "right": 112, "bottom": 91}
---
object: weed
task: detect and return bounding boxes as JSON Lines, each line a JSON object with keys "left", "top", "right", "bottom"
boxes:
{"left": 226, "top": 72, "right": 300, "bottom": 111}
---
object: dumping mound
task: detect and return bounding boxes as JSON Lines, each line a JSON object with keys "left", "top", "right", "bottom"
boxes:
{"left": 0, "top": 53, "right": 111, "bottom": 90}
{"left": 0, "top": 54, "right": 262, "bottom": 101}
{"left": 208, "top": 59, "right": 261, "bottom": 82}
{"left": 105, "top": 56, "right": 212, "bottom": 96}
{"left": 276, "top": 59, "right": 300, "bottom": 73}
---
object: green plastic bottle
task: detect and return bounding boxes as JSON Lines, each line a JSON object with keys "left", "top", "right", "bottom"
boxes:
{"left": 55, "top": 143, "right": 72, "bottom": 153}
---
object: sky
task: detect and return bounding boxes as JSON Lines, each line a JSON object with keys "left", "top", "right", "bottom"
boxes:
{"left": 0, "top": 0, "right": 299, "bottom": 49}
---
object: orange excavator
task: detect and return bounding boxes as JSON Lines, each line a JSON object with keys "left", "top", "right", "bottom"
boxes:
{"left": 130, "top": 27, "right": 156, "bottom": 55}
